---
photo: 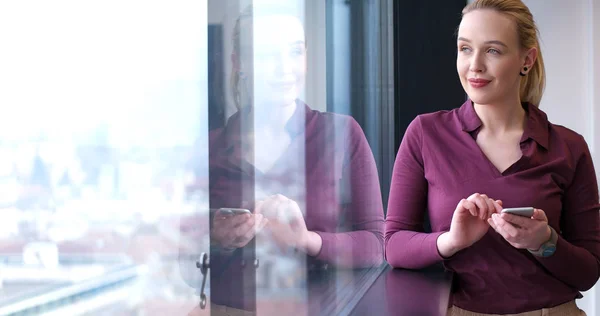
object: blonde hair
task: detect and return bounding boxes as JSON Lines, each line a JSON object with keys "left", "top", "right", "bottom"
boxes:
{"left": 230, "top": 4, "right": 304, "bottom": 110}
{"left": 462, "top": 0, "right": 546, "bottom": 106}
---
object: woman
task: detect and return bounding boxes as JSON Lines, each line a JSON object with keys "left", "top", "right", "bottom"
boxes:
{"left": 203, "top": 3, "right": 384, "bottom": 314}
{"left": 385, "top": 0, "right": 600, "bottom": 315}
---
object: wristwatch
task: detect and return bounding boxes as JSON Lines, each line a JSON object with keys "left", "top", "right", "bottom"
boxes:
{"left": 528, "top": 226, "right": 558, "bottom": 257}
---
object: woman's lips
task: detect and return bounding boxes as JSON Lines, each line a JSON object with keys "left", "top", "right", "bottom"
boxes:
{"left": 468, "top": 78, "right": 491, "bottom": 88}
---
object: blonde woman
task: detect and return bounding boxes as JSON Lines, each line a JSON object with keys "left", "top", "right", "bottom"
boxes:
{"left": 385, "top": 0, "right": 599, "bottom": 315}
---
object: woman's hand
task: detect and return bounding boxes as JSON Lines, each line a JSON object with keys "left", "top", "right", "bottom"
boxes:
{"left": 211, "top": 210, "right": 267, "bottom": 250}
{"left": 438, "top": 193, "right": 502, "bottom": 257}
{"left": 488, "top": 208, "right": 551, "bottom": 250}
{"left": 256, "top": 194, "right": 322, "bottom": 256}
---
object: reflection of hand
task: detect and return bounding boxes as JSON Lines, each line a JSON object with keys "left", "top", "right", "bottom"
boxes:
{"left": 257, "top": 194, "right": 322, "bottom": 255}
{"left": 438, "top": 193, "right": 502, "bottom": 257}
{"left": 211, "top": 211, "right": 267, "bottom": 250}
{"left": 488, "top": 208, "right": 551, "bottom": 250}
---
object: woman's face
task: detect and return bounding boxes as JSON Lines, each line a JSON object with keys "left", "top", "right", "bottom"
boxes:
{"left": 456, "top": 9, "right": 533, "bottom": 105}
{"left": 237, "top": 14, "right": 307, "bottom": 109}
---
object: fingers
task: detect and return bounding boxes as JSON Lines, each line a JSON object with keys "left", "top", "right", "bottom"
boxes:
{"left": 483, "top": 197, "right": 497, "bottom": 219}
{"left": 261, "top": 194, "right": 287, "bottom": 219}
{"left": 491, "top": 214, "right": 519, "bottom": 238}
{"left": 234, "top": 215, "right": 263, "bottom": 247}
{"left": 460, "top": 194, "right": 505, "bottom": 221}
{"left": 493, "top": 200, "right": 503, "bottom": 213}
{"left": 271, "top": 197, "right": 287, "bottom": 220}
{"left": 230, "top": 213, "right": 252, "bottom": 227}
{"left": 254, "top": 200, "right": 265, "bottom": 214}
{"left": 256, "top": 216, "right": 268, "bottom": 232}
{"left": 235, "top": 214, "right": 256, "bottom": 234}
{"left": 232, "top": 215, "right": 261, "bottom": 247}
{"left": 488, "top": 205, "right": 548, "bottom": 250}
{"left": 466, "top": 193, "right": 493, "bottom": 219}
{"left": 487, "top": 217, "right": 497, "bottom": 230}
{"left": 470, "top": 196, "right": 488, "bottom": 219}
{"left": 281, "top": 199, "right": 304, "bottom": 224}
{"left": 212, "top": 212, "right": 263, "bottom": 248}
{"left": 532, "top": 209, "right": 548, "bottom": 222}
{"left": 500, "top": 213, "right": 532, "bottom": 228}
{"left": 488, "top": 216, "right": 512, "bottom": 242}
{"left": 260, "top": 194, "right": 304, "bottom": 224}
{"left": 459, "top": 199, "right": 478, "bottom": 217}
{"left": 487, "top": 216, "right": 506, "bottom": 242}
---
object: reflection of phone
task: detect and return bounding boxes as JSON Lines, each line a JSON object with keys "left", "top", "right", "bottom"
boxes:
{"left": 501, "top": 207, "right": 534, "bottom": 217}
{"left": 218, "top": 208, "right": 251, "bottom": 216}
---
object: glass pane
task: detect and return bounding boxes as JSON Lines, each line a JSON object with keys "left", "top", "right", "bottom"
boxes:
{"left": 203, "top": 0, "right": 389, "bottom": 315}
{"left": 0, "top": 1, "right": 209, "bottom": 315}
{"left": 0, "top": 0, "right": 392, "bottom": 315}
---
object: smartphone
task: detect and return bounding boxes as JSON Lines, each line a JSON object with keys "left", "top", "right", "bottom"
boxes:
{"left": 501, "top": 207, "right": 534, "bottom": 217}
{"left": 218, "top": 208, "right": 251, "bottom": 216}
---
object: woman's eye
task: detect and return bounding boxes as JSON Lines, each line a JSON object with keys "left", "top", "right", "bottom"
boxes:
{"left": 488, "top": 48, "right": 501, "bottom": 54}
{"left": 459, "top": 46, "right": 471, "bottom": 53}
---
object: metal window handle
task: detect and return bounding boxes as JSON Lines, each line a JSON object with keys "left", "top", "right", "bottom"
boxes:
{"left": 195, "top": 253, "right": 259, "bottom": 309}
{"left": 196, "top": 252, "right": 209, "bottom": 309}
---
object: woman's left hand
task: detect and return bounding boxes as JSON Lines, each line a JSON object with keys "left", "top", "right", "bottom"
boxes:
{"left": 488, "top": 208, "right": 552, "bottom": 250}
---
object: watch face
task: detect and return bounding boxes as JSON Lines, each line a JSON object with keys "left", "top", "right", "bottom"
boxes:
{"left": 542, "top": 246, "right": 557, "bottom": 257}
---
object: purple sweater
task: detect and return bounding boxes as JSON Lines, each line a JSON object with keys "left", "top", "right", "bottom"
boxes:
{"left": 385, "top": 100, "right": 600, "bottom": 314}
{"left": 208, "top": 101, "right": 384, "bottom": 309}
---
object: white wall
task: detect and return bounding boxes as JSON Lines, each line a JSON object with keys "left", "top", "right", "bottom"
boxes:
{"left": 304, "top": 0, "right": 327, "bottom": 112}
{"left": 523, "top": 1, "right": 599, "bottom": 315}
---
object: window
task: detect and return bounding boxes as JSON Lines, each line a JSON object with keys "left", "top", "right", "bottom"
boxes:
{"left": 0, "top": 1, "right": 395, "bottom": 314}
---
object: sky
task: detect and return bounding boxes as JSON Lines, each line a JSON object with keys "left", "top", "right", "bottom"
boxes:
{"left": 0, "top": 0, "right": 209, "bottom": 147}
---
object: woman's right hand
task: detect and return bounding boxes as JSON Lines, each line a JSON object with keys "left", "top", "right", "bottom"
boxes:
{"left": 437, "top": 193, "right": 502, "bottom": 257}
{"left": 211, "top": 211, "right": 267, "bottom": 250}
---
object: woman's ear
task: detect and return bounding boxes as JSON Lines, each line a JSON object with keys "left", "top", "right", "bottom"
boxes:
{"left": 523, "top": 46, "right": 538, "bottom": 70}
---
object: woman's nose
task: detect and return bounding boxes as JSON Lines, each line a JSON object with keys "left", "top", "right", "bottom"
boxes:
{"left": 469, "top": 54, "right": 485, "bottom": 73}
{"left": 273, "top": 53, "right": 294, "bottom": 75}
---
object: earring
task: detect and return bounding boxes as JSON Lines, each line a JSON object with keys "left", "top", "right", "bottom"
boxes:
{"left": 519, "top": 66, "right": 528, "bottom": 77}
{"left": 239, "top": 71, "right": 246, "bottom": 79}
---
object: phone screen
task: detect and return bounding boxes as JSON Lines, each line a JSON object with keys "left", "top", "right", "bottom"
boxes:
{"left": 501, "top": 207, "right": 534, "bottom": 217}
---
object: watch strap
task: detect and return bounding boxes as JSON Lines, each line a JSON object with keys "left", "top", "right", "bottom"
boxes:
{"left": 528, "top": 226, "right": 558, "bottom": 257}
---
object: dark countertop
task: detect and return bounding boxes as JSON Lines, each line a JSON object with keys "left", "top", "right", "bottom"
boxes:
{"left": 184, "top": 260, "right": 453, "bottom": 316}
{"left": 349, "top": 264, "right": 453, "bottom": 316}
{"left": 302, "top": 262, "right": 453, "bottom": 316}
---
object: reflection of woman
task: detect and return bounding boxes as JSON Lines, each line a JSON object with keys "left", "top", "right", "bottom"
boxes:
{"left": 385, "top": 1, "right": 599, "bottom": 315}
{"left": 207, "top": 4, "right": 384, "bottom": 313}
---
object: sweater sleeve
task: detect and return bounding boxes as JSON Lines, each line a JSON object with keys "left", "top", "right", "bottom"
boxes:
{"left": 385, "top": 116, "right": 446, "bottom": 269}
{"left": 534, "top": 134, "right": 600, "bottom": 291}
